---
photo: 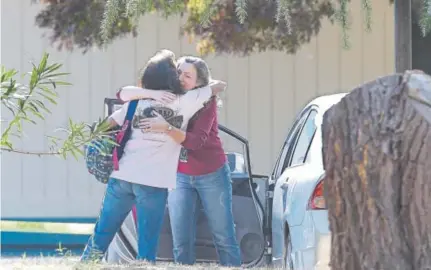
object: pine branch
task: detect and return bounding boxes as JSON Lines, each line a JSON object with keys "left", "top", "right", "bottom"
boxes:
{"left": 100, "top": 0, "right": 122, "bottom": 44}
{"left": 38, "top": 0, "right": 431, "bottom": 55}
{"left": 276, "top": 0, "right": 292, "bottom": 35}
{"left": 336, "top": 0, "right": 351, "bottom": 49}
{"left": 1, "top": 148, "right": 64, "bottom": 156}
{"left": 419, "top": 0, "right": 431, "bottom": 36}
{"left": 125, "top": 0, "right": 150, "bottom": 24}
{"left": 125, "top": 0, "right": 140, "bottom": 18}
{"left": 362, "top": 0, "right": 373, "bottom": 32}
{"left": 200, "top": 0, "right": 217, "bottom": 28}
{"left": 235, "top": 0, "right": 248, "bottom": 24}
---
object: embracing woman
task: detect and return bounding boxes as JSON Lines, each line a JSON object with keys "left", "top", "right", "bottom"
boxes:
{"left": 118, "top": 56, "right": 241, "bottom": 267}
{"left": 80, "top": 50, "right": 226, "bottom": 264}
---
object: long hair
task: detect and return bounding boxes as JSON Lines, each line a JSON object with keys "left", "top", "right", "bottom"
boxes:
{"left": 177, "top": 56, "right": 211, "bottom": 87}
{"left": 177, "top": 55, "right": 223, "bottom": 110}
{"left": 140, "top": 50, "right": 184, "bottom": 95}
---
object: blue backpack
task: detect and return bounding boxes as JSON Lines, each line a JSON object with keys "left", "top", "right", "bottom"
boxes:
{"left": 84, "top": 100, "right": 138, "bottom": 184}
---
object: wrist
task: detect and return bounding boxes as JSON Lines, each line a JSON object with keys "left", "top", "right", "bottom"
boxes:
{"left": 165, "top": 123, "right": 173, "bottom": 133}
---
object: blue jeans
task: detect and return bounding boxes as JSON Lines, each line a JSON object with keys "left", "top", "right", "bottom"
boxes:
{"left": 167, "top": 163, "right": 241, "bottom": 266}
{"left": 81, "top": 178, "right": 168, "bottom": 262}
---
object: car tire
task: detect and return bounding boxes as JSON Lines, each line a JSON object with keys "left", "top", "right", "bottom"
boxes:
{"left": 283, "top": 224, "right": 294, "bottom": 270}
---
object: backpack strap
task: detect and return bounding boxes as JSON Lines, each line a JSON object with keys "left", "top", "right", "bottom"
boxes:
{"left": 112, "top": 100, "right": 139, "bottom": 170}
{"left": 125, "top": 100, "right": 138, "bottom": 121}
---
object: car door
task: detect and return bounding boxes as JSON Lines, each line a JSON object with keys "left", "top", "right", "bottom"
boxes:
{"left": 159, "top": 125, "right": 271, "bottom": 266}
{"left": 271, "top": 106, "right": 321, "bottom": 265}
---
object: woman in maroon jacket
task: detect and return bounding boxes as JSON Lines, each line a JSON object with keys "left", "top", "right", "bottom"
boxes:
{"left": 121, "top": 56, "right": 241, "bottom": 266}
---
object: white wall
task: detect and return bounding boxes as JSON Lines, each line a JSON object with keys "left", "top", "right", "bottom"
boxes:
{"left": 1, "top": 0, "right": 394, "bottom": 218}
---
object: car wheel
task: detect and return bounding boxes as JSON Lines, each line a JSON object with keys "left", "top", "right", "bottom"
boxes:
{"left": 283, "top": 224, "right": 294, "bottom": 269}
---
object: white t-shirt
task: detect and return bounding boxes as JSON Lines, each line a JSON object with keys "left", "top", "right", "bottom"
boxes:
{"left": 109, "top": 86, "right": 212, "bottom": 189}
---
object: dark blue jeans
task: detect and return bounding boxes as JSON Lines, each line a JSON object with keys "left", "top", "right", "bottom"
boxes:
{"left": 80, "top": 178, "right": 167, "bottom": 262}
{"left": 167, "top": 163, "right": 241, "bottom": 266}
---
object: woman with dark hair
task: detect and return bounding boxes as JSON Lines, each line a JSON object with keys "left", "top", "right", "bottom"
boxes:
{"left": 80, "top": 50, "right": 226, "bottom": 264}
{"left": 118, "top": 56, "right": 241, "bottom": 267}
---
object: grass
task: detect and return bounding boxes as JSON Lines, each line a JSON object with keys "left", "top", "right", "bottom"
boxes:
{"left": 1, "top": 257, "right": 191, "bottom": 269}
{"left": 1, "top": 221, "right": 280, "bottom": 269}
{"left": 0, "top": 221, "right": 94, "bottom": 234}
{"left": 0, "top": 256, "right": 280, "bottom": 270}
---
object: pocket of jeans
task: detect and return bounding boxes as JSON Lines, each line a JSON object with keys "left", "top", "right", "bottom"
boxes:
{"left": 107, "top": 178, "right": 128, "bottom": 196}
{"left": 221, "top": 163, "right": 233, "bottom": 184}
{"left": 208, "top": 165, "right": 231, "bottom": 186}
{"left": 107, "top": 178, "right": 117, "bottom": 187}
{"left": 108, "top": 177, "right": 120, "bottom": 187}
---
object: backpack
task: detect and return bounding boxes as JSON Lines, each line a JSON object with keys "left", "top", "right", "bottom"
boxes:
{"left": 84, "top": 100, "right": 138, "bottom": 184}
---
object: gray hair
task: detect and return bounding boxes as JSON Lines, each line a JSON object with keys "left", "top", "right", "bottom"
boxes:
{"left": 177, "top": 56, "right": 211, "bottom": 88}
{"left": 177, "top": 56, "right": 223, "bottom": 109}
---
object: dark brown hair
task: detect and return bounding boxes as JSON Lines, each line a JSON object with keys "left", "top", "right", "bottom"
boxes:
{"left": 140, "top": 49, "right": 184, "bottom": 95}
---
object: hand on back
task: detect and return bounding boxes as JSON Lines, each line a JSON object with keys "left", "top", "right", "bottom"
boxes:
{"left": 209, "top": 80, "right": 227, "bottom": 95}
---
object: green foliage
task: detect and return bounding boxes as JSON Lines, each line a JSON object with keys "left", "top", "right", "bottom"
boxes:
{"left": 418, "top": 0, "right": 431, "bottom": 36}
{"left": 34, "top": 0, "right": 137, "bottom": 52}
{"left": 1, "top": 52, "right": 113, "bottom": 158}
{"left": 183, "top": 0, "right": 334, "bottom": 55}
{"left": 35, "top": 0, "right": 431, "bottom": 56}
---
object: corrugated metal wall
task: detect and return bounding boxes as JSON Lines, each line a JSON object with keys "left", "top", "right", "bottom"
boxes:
{"left": 1, "top": 0, "right": 394, "bottom": 218}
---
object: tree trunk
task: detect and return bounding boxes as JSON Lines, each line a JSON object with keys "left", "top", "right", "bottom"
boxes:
{"left": 395, "top": 0, "right": 412, "bottom": 72}
{"left": 321, "top": 70, "right": 431, "bottom": 270}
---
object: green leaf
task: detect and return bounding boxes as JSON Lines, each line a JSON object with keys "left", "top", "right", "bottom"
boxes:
{"left": 32, "top": 99, "right": 52, "bottom": 114}
{"left": 27, "top": 102, "right": 45, "bottom": 120}
{"left": 43, "top": 63, "right": 63, "bottom": 74}
{"left": 1, "top": 140, "right": 13, "bottom": 149}
{"left": 0, "top": 52, "right": 116, "bottom": 159}
{"left": 46, "top": 80, "right": 71, "bottom": 86}
{"left": 37, "top": 92, "right": 58, "bottom": 105}
{"left": 21, "top": 115, "right": 37, "bottom": 125}
{"left": 70, "top": 146, "right": 83, "bottom": 160}
{"left": 29, "top": 68, "right": 40, "bottom": 90}
{"left": 1, "top": 67, "right": 18, "bottom": 83}
{"left": 38, "top": 53, "right": 49, "bottom": 73}
{"left": 2, "top": 99, "right": 17, "bottom": 115}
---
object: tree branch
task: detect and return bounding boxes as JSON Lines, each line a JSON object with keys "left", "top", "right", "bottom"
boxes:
{"left": 1, "top": 147, "right": 62, "bottom": 156}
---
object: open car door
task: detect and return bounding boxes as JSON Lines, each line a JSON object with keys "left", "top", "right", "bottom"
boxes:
{"left": 105, "top": 125, "right": 271, "bottom": 267}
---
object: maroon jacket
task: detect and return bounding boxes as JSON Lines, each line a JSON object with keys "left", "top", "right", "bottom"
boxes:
{"left": 177, "top": 98, "right": 226, "bottom": 175}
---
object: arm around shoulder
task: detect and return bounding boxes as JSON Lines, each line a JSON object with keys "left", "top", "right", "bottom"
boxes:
{"left": 181, "top": 80, "right": 227, "bottom": 108}
{"left": 116, "top": 86, "right": 147, "bottom": 102}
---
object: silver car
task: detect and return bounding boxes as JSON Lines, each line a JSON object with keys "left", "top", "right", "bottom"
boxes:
{"left": 104, "top": 93, "right": 346, "bottom": 269}
{"left": 271, "top": 93, "right": 346, "bottom": 269}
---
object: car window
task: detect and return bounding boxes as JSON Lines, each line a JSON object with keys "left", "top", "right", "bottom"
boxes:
{"left": 271, "top": 107, "right": 312, "bottom": 179}
{"left": 275, "top": 109, "right": 314, "bottom": 176}
{"left": 305, "top": 124, "right": 323, "bottom": 168}
{"left": 272, "top": 125, "right": 299, "bottom": 178}
{"left": 289, "top": 110, "right": 318, "bottom": 166}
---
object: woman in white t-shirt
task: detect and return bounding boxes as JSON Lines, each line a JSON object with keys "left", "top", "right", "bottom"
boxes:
{"left": 80, "top": 50, "right": 226, "bottom": 264}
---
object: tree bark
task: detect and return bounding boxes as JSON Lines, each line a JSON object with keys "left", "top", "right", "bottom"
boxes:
{"left": 322, "top": 70, "right": 431, "bottom": 270}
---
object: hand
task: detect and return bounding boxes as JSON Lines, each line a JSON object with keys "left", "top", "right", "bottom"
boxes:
{"left": 147, "top": 90, "right": 177, "bottom": 104}
{"left": 139, "top": 111, "right": 170, "bottom": 133}
{"left": 209, "top": 80, "right": 227, "bottom": 95}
